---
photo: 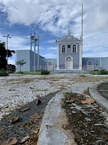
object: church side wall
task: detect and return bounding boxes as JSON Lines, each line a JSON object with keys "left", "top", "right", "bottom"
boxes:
{"left": 30, "top": 50, "right": 36, "bottom": 71}
{"left": 39, "top": 56, "right": 47, "bottom": 70}
{"left": 16, "top": 50, "right": 30, "bottom": 72}
{"left": 30, "top": 51, "right": 47, "bottom": 71}
{"left": 82, "top": 57, "right": 108, "bottom": 71}
{"left": 101, "top": 57, "right": 108, "bottom": 70}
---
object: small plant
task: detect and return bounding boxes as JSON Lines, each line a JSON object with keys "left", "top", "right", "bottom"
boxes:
{"left": 64, "top": 92, "right": 71, "bottom": 100}
{"left": 80, "top": 75, "right": 87, "bottom": 77}
{"left": 0, "top": 128, "right": 5, "bottom": 136}
{"left": 90, "top": 69, "right": 108, "bottom": 75}
{"left": 100, "top": 69, "right": 108, "bottom": 75}
{"left": 61, "top": 92, "right": 72, "bottom": 108}
{"left": 40, "top": 70, "right": 50, "bottom": 75}
{"left": 22, "top": 121, "right": 32, "bottom": 127}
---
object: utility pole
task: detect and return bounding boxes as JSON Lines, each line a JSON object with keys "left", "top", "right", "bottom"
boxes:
{"left": 37, "top": 35, "right": 39, "bottom": 70}
{"left": 81, "top": 4, "right": 83, "bottom": 43}
{"left": 30, "top": 33, "right": 39, "bottom": 71}
{"left": 3, "top": 34, "right": 11, "bottom": 67}
{"left": 80, "top": 4, "right": 83, "bottom": 74}
{"left": 30, "top": 34, "right": 33, "bottom": 51}
{"left": 34, "top": 33, "right": 36, "bottom": 71}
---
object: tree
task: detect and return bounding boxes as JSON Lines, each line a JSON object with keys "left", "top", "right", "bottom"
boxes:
{"left": 8, "top": 64, "right": 16, "bottom": 72}
{"left": 16, "top": 60, "right": 26, "bottom": 72}
{"left": 0, "top": 42, "right": 15, "bottom": 69}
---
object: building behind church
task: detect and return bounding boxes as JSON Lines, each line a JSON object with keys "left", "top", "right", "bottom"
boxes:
{"left": 16, "top": 50, "right": 47, "bottom": 72}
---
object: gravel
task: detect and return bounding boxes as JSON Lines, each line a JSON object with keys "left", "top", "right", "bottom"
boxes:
{"left": 0, "top": 74, "right": 108, "bottom": 144}
{"left": 0, "top": 74, "right": 108, "bottom": 120}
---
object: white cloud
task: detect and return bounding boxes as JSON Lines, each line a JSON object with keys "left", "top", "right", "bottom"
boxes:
{"left": 1, "top": 0, "right": 108, "bottom": 58}
{"left": 2, "top": 0, "right": 108, "bottom": 36}
{"left": 47, "top": 40, "right": 56, "bottom": 43}
{"left": 0, "top": 34, "right": 30, "bottom": 50}
{"left": 83, "top": 31, "right": 108, "bottom": 57}
{"left": 0, "top": 34, "right": 30, "bottom": 64}
{"left": 47, "top": 46, "right": 56, "bottom": 51}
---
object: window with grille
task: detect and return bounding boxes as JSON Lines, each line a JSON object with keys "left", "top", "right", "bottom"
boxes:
{"left": 73, "top": 45, "right": 77, "bottom": 53}
{"left": 62, "top": 45, "right": 66, "bottom": 53}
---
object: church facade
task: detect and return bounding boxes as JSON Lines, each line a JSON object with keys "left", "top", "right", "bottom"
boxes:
{"left": 56, "top": 33, "right": 82, "bottom": 70}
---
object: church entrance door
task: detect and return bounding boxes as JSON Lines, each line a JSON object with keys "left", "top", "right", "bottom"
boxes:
{"left": 66, "top": 56, "right": 73, "bottom": 70}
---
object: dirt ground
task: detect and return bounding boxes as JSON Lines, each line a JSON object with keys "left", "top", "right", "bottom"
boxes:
{"left": 62, "top": 92, "right": 108, "bottom": 145}
{"left": 0, "top": 92, "right": 58, "bottom": 145}
{"left": 0, "top": 74, "right": 108, "bottom": 145}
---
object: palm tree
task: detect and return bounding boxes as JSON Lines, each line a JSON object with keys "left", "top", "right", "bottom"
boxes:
{"left": 0, "top": 42, "right": 15, "bottom": 69}
{"left": 16, "top": 60, "right": 26, "bottom": 72}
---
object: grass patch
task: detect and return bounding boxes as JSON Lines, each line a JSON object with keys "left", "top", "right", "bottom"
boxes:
{"left": 40, "top": 70, "right": 50, "bottom": 75}
{"left": 80, "top": 75, "right": 87, "bottom": 77}
{"left": 90, "top": 70, "right": 108, "bottom": 75}
{"left": 15, "top": 70, "right": 50, "bottom": 75}
{"left": 16, "top": 71, "right": 41, "bottom": 75}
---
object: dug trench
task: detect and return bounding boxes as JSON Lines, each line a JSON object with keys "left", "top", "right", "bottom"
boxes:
{"left": 0, "top": 91, "right": 59, "bottom": 145}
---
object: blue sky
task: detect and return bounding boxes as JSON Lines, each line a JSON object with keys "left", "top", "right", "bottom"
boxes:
{"left": 0, "top": 0, "right": 108, "bottom": 64}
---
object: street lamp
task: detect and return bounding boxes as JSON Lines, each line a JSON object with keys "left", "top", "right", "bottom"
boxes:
{"left": 3, "top": 34, "right": 11, "bottom": 66}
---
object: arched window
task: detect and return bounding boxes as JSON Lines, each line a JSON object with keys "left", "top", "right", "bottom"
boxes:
{"left": 62, "top": 45, "right": 65, "bottom": 53}
{"left": 47, "top": 61, "right": 53, "bottom": 71}
{"left": 87, "top": 60, "right": 93, "bottom": 70}
{"left": 87, "top": 61, "right": 93, "bottom": 65}
{"left": 48, "top": 62, "right": 52, "bottom": 65}
{"left": 73, "top": 45, "right": 77, "bottom": 53}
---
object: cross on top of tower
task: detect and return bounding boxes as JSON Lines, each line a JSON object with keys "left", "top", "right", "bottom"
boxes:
{"left": 68, "top": 29, "right": 71, "bottom": 36}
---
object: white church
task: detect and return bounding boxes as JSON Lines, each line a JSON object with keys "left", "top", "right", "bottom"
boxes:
{"left": 16, "top": 31, "right": 108, "bottom": 73}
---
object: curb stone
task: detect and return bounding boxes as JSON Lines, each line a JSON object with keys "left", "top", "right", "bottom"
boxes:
{"left": 89, "top": 83, "right": 108, "bottom": 113}
{"left": 38, "top": 82, "right": 108, "bottom": 145}
{"left": 37, "top": 91, "right": 77, "bottom": 145}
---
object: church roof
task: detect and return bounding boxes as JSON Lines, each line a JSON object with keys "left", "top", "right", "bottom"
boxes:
{"left": 57, "top": 33, "right": 80, "bottom": 42}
